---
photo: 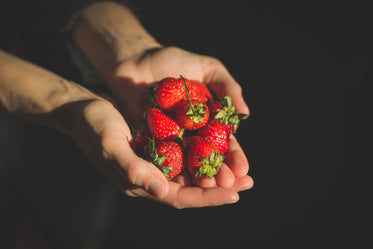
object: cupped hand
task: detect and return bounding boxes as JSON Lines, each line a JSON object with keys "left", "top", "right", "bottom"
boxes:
{"left": 69, "top": 97, "right": 250, "bottom": 208}
{"left": 102, "top": 46, "right": 254, "bottom": 207}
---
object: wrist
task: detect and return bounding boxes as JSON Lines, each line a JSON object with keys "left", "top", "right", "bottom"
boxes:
{"left": 71, "top": 1, "right": 162, "bottom": 82}
{"left": 0, "top": 50, "right": 101, "bottom": 136}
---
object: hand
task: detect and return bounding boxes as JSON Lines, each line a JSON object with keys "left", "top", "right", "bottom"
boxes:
{"left": 69, "top": 97, "right": 248, "bottom": 208}
{"left": 104, "top": 46, "right": 253, "bottom": 207}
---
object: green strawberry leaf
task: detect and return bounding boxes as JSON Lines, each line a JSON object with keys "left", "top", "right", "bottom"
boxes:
{"left": 196, "top": 152, "right": 225, "bottom": 179}
{"left": 187, "top": 103, "right": 207, "bottom": 124}
{"left": 155, "top": 154, "right": 167, "bottom": 166}
{"left": 160, "top": 166, "right": 174, "bottom": 179}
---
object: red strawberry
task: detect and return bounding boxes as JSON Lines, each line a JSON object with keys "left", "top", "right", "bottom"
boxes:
{"left": 210, "top": 96, "right": 249, "bottom": 134}
{"left": 175, "top": 99, "right": 209, "bottom": 130}
{"left": 175, "top": 76, "right": 210, "bottom": 130}
{"left": 154, "top": 77, "right": 190, "bottom": 111}
{"left": 197, "top": 119, "right": 230, "bottom": 154}
{"left": 208, "top": 100, "right": 222, "bottom": 114}
{"left": 146, "top": 139, "right": 185, "bottom": 180}
{"left": 147, "top": 107, "right": 183, "bottom": 141}
{"left": 130, "top": 126, "right": 151, "bottom": 157}
{"left": 186, "top": 136, "right": 225, "bottom": 179}
{"left": 188, "top": 80, "right": 212, "bottom": 103}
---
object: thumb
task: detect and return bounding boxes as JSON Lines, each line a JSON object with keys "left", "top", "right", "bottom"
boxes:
{"left": 111, "top": 141, "right": 169, "bottom": 198}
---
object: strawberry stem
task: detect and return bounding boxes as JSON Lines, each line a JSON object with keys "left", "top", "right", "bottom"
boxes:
{"left": 180, "top": 75, "right": 196, "bottom": 114}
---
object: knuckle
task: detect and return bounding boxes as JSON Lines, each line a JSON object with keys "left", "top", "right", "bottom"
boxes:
{"left": 206, "top": 57, "right": 223, "bottom": 68}
{"left": 126, "top": 162, "right": 150, "bottom": 188}
{"left": 126, "top": 164, "right": 140, "bottom": 186}
{"left": 99, "top": 136, "right": 115, "bottom": 161}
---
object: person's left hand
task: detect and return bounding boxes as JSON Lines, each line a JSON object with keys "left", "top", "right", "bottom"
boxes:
{"left": 104, "top": 46, "right": 253, "bottom": 201}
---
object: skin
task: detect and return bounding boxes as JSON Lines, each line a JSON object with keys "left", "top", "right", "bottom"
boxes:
{"left": 0, "top": 1, "right": 253, "bottom": 209}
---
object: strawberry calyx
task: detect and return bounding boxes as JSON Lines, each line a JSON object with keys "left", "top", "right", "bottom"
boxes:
{"left": 186, "top": 102, "right": 208, "bottom": 124}
{"left": 226, "top": 113, "right": 249, "bottom": 133}
{"left": 146, "top": 139, "right": 174, "bottom": 179}
{"left": 214, "top": 96, "right": 236, "bottom": 124}
{"left": 215, "top": 96, "right": 249, "bottom": 132}
{"left": 196, "top": 151, "right": 225, "bottom": 179}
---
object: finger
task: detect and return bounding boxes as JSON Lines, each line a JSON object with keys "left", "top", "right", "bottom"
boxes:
{"left": 225, "top": 135, "right": 250, "bottom": 177}
{"left": 165, "top": 182, "right": 239, "bottom": 209}
{"left": 192, "top": 175, "right": 217, "bottom": 189}
{"left": 122, "top": 181, "right": 240, "bottom": 209}
{"left": 232, "top": 175, "right": 254, "bottom": 192}
{"left": 215, "top": 164, "right": 235, "bottom": 188}
{"left": 103, "top": 134, "right": 169, "bottom": 199}
{"left": 172, "top": 171, "right": 193, "bottom": 187}
{"left": 203, "top": 60, "right": 250, "bottom": 115}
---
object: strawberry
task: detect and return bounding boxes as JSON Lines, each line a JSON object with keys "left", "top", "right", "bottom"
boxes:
{"left": 186, "top": 136, "right": 225, "bottom": 179}
{"left": 208, "top": 100, "right": 222, "bottom": 114}
{"left": 154, "top": 77, "right": 190, "bottom": 111}
{"left": 188, "top": 80, "right": 212, "bottom": 103}
{"left": 210, "top": 96, "right": 249, "bottom": 134}
{"left": 176, "top": 99, "right": 209, "bottom": 130}
{"left": 130, "top": 125, "right": 151, "bottom": 157}
{"left": 153, "top": 76, "right": 212, "bottom": 111}
{"left": 146, "top": 139, "right": 185, "bottom": 180}
{"left": 197, "top": 119, "right": 230, "bottom": 154}
{"left": 147, "top": 107, "right": 183, "bottom": 141}
{"left": 175, "top": 76, "right": 210, "bottom": 130}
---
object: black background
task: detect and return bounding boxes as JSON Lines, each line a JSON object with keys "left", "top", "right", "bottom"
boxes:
{"left": 104, "top": 1, "right": 369, "bottom": 247}
{"left": 0, "top": 0, "right": 370, "bottom": 248}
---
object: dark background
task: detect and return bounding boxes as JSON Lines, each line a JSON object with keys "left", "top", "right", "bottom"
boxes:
{"left": 1, "top": 0, "right": 370, "bottom": 248}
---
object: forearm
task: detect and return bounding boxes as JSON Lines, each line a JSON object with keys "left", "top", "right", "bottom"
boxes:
{"left": 0, "top": 50, "right": 97, "bottom": 134}
{"left": 71, "top": 1, "right": 161, "bottom": 83}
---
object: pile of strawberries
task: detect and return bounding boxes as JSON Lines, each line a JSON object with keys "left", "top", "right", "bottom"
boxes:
{"left": 131, "top": 76, "right": 248, "bottom": 181}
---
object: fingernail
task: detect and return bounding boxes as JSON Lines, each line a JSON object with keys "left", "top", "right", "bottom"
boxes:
{"left": 147, "top": 178, "right": 165, "bottom": 198}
